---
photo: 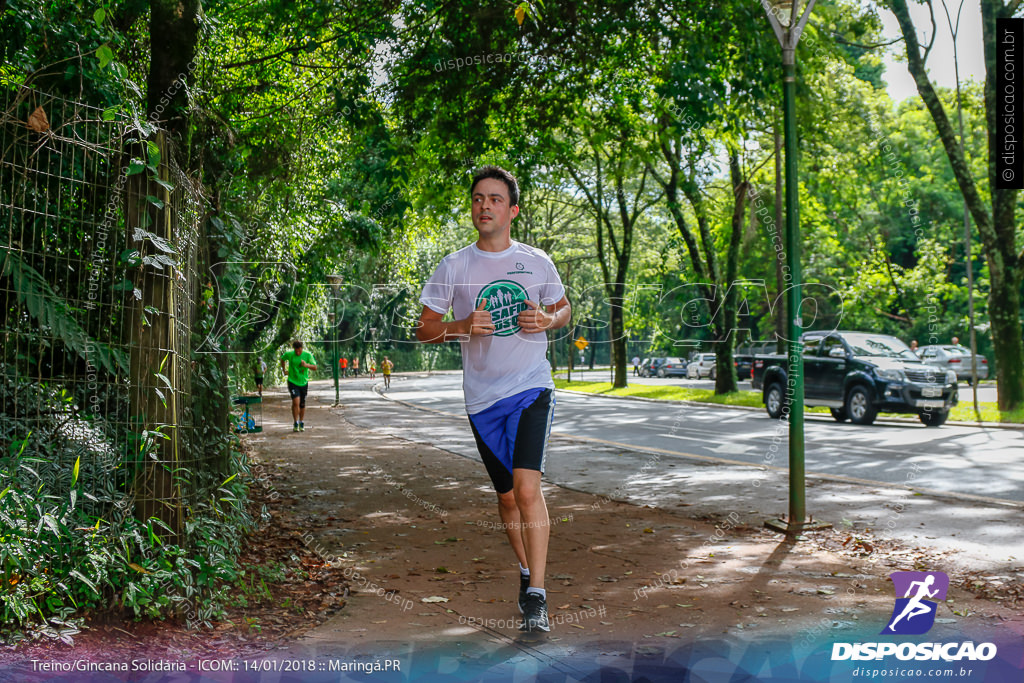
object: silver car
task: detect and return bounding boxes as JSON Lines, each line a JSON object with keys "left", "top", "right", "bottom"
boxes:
{"left": 686, "top": 353, "right": 717, "bottom": 379}
{"left": 917, "top": 345, "right": 989, "bottom": 384}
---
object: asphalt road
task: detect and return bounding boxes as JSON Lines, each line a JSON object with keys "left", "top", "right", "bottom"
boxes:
{"left": 355, "top": 372, "right": 1024, "bottom": 505}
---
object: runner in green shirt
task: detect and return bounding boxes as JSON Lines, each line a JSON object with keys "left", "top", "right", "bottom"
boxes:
{"left": 280, "top": 340, "right": 317, "bottom": 432}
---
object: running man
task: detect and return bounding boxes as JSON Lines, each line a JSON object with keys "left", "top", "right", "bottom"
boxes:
{"left": 280, "top": 341, "right": 317, "bottom": 432}
{"left": 254, "top": 358, "right": 267, "bottom": 397}
{"left": 380, "top": 356, "right": 394, "bottom": 390}
{"left": 887, "top": 574, "right": 939, "bottom": 632}
{"left": 416, "top": 166, "right": 571, "bottom": 632}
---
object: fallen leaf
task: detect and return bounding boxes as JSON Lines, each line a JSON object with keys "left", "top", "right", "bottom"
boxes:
{"left": 27, "top": 106, "right": 49, "bottom": 133}
{"left": 421, "top": 596, "right": 448, "bottom": 603}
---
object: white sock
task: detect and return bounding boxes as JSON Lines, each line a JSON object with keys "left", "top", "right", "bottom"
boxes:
{"left": 526, "top": 587, "right": 546, "bottom": 600}
{"left": 519, "top": 563, "right": 530, "bottom": 577}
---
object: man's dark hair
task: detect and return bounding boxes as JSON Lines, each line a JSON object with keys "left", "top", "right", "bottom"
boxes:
{"left": 471, "top": 165, "right": 519, "bottom": 207}
{"left": 293, "top": 340, "right": 303, "bottom": 350}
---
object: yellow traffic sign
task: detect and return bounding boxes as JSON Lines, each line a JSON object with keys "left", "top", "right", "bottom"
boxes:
{"left": 574, "top": 336, "right": 588, "bottom": 351}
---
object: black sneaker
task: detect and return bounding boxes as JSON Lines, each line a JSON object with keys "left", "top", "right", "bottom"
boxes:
{"left": 518, "top": 574, "right": 530, "bottom": 613}
{"left": 520, "top": 593, "right": 550, "bottom": 632}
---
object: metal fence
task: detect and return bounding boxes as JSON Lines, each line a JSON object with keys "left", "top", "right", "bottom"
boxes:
{"left": 0, "top": 85, "right": 203, "bottom": 539}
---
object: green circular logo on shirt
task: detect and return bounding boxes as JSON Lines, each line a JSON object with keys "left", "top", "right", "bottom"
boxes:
{"left": 477, "top": 280, "right": 528, "bottom": 337}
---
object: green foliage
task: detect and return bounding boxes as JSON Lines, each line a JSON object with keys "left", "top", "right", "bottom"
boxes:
{"left": 0, "top": 247, "right": 128, "bottom": 376}
{"left": 0, "top": 414, "right": 255, "bottom": 642}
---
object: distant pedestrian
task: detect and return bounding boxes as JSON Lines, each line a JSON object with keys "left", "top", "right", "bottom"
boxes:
{"left": 254, "top": 358, "right": 266, "bottom": 397}
{"left": 352, "top": 357, "right": 360, "bottom": 376}
{"left": 369, "top": 363, "right": 376, "bottom": 379}
{"left": 632, "top": 356, "right": 640, "bottom": 377}
{"left": 339, "top": 356, "right": 348, "bottom": 378}
{"left": 951, "top": 336, "right": 960, "bottom": 346}
{"left": 381, "top": 356, "right": 394, "bottom": 390}
{"left": 280, "top": 341, "right": 317, "bottom": 432}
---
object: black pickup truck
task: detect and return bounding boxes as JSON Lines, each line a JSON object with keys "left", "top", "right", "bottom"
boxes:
{"left": 751, "top": 330, "right": 958, "bottom": 426}
{"left": 734, "top": 340, "right": 778, "bottom": 380}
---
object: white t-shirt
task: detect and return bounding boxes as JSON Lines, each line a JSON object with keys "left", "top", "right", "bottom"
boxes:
{"left": 420, "top": 241, "right": 566, "bottom": 414}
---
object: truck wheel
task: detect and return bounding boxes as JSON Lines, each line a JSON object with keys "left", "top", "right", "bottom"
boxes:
{"left": 845, "top": 385, "right": 877, "bottom": 426}
{"left": 829, "top": 407, "right": 848, "bottom": 422}
{"left": 919, "top": 410, "right": 948, "bottom": 427}
{"left": 765, "top": 382, "right": 786, "bottom": 419}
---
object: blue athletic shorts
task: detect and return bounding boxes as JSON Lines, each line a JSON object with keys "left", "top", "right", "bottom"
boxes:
{"left": 469, "top": 388, "right": 554, "bottom": 494}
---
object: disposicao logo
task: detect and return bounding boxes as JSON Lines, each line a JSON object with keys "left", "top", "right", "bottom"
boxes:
{"left": 831, "top": 570, "right": 997, "bottom": 663}
{"left": 882, "top": 570, "right": 949, "bottom": 635}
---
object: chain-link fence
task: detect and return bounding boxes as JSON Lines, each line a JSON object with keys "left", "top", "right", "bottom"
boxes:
{"left": 0, "top": 85, "right": 204, "bottom": 542}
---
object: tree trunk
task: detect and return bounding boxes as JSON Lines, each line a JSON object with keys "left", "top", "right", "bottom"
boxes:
{"left": 713, "top": 152, "right": 747, "bottom": 394}
{"left": 888, "top": 0, "right": 1023, "bottom": 410}
{"left": 987, "top": 257, "right": 1024, "bottom": 410}
{"left": 773, "top": 125, "right": 786, "bottom": 353}
{"left": 148, "top": 0, "right": 201, "bottom": 144}
{"left": 608, "top": 284, "right": 628, "bottom": 388}
{"left": 126, "top": 145, "right": 180, "bottom": 539}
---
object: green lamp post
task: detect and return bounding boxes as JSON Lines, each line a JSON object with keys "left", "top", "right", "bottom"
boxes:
{"left": 763, "top": 0, "right": 830, "bottom": 536}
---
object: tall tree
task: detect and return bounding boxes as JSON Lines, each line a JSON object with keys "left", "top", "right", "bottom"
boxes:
{"left": 561, "top": 107, "right": 663, "bottom": 388}
{"left": 887, "top": 0, "right": 1023, "bottom": 410}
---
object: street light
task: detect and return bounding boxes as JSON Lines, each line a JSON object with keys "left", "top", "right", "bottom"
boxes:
{"left": 763, "top": 0, "right": 830, "bottom": 536}
{"left": 328, "top": 274, "right": 344, "bottom": 405}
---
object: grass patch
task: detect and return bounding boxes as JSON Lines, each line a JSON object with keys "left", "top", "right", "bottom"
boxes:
{"left": 553, "top": 379, "right": 764, "bottom": 408}
{"left": 555, "top": 380, "right": 1023, "bottom": 424}
{"left": 949, "top": 401, "right": 1024, "bottom": 423}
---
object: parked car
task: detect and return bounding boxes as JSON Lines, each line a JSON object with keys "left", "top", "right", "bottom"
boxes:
{"left": 751, "top": 330, "right": 958, "bottom": 426}
{"left": 686, "top": 353, "right": 717, "bottom": 379}
{"left": 648, "top": 357, "right": 688, "bottom": 378}
{"left": 917, "top": 345, "right": 989, "bottom": 384}
{"left": 639, "top": 358, "right": 653, "bottom": 377}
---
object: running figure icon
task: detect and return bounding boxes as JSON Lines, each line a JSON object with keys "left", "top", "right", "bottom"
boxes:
{"left": 881, "top": 571, "right": 948, "bottom": 635}
{"left": 887, "top": 575, "right": 938, "bottom": 631}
